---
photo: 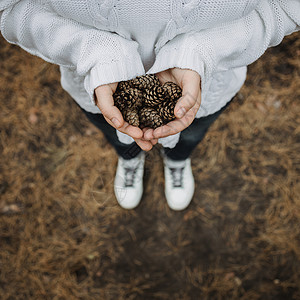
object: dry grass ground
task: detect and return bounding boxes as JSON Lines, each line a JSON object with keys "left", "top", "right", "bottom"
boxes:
{"left": 0, "top": 32, "right": 299, "bottom": 300}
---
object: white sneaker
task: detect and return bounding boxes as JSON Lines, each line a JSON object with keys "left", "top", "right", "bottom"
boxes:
{"left": 114, "top": 152, "right": 145, "bottom": 209}
{"left": 163, "top": 155, "right": 195, "bottom": 211}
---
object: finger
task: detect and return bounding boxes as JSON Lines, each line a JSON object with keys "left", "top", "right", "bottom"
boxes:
{"left": 149, "top": 138, "right": 158, "bottom": 145}
{"left": 152, "top": 115, "right": 191, "bottom": 138}
{"left": 134, "top": 138, "right": 153, "bottom": 151}
{"left": 104, "top": 117, "right": 143, "bottom": 139}
{"left": 174, "top": 80, "right": 200, "bottom": 119}
{"left": 142, "top": 128, "right": 155, "bottom": 140}
{"left": 153, "top": 97, "right": 201, "bottom": 138}
{"left": 140, "top": 128, "right": 157, "bottom": 145}
{"left": 96, "top": 86, "right": 143, "bottom": 139}
{"left": 95, "top": 86, "right": 124, "bottom": 128}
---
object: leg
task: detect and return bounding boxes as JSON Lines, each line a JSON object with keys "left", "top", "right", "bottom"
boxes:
{"left": 164, "top": 100, "right": 232, "bottom": 160}
{"left": 82, "top": 110, "right": 142, "bottom": 160}
{"left": 162, "top": 100, "right": 232, "bottom": 210}
{"left": 82, "top": 109, "right": 144, "bottom": 209}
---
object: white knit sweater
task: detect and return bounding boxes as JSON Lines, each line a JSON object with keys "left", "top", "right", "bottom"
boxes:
{"left": 1, "top": 0, "right": 299, "bottom": 147}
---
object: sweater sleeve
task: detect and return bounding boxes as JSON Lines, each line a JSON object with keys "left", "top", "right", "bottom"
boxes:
{"left": 0, "top": 0, "right": 145, "bottom": 102}
{"left": 148, "top": 0, "right": 300, "bottom": 88}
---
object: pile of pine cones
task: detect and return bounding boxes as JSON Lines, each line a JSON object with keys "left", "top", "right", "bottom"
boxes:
{"left": 113, "top": 74, "right": 182, "bottom": 129}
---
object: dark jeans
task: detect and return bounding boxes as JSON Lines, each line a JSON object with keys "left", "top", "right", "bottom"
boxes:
{"left": 82, "top": 100, "right": 232, "bottom": 160}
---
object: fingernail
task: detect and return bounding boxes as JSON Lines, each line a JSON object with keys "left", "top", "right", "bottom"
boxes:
{"left": 111, "top": 117, "right": 121, "bottom": 128}
{"left": 176, "top": 107, "right": 186, "bottom": 118}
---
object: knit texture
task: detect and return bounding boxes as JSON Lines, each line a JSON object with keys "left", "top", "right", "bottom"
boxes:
{"left": 1, "top": 0, "right": 299, "bottom": 148}
{"left": 1, "top": 0, "right": 298, "bottom": 109}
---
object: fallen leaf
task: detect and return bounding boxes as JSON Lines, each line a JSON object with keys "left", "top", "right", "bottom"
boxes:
{"left": 183, "top": 210, "right": 194, "bottom": 221}
{"left": 1, "top": 203, "right": 23, "bottom": 214}
{"left": 274, "top": 279, "right": 280, "bottom": 285}
{"left": 234, "top": 276, "right": 242, "bottom": 286}
{"left": 255, "top": 102, "right": 267, "bottom": 114}
{"left": 224, "top": 272, "right": 235, "bottom": 281}
{"left": 28, "top": 107, "right": 39, "bottom": 124}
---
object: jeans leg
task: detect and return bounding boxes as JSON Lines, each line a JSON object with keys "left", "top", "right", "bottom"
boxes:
{"left": 82, "top": 110, "right": 142, "bottom": 160}
{"left": 164, "top": 100, "right": 232, "bottom": 161}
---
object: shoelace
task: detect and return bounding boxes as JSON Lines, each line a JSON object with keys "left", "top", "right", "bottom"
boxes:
{"left": 169, "top": 167, "right": 184, "bottom": 188}
{"left": 123, "top": 166, "right": 139, "bottom": 187}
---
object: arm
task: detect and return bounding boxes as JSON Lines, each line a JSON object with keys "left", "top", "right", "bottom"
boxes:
{"left": 0, "top": 0, "right": 147, "bottom": 141}
{"left": 148, "top": 0, "right": 300, "bottom": 138}
{"left": 0, "top": 0, "right": 20, "bottom": 10}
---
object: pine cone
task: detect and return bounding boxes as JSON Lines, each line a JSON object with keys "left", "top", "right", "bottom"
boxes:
{"left": 116, "top": 80, "right": 132, "bottom": 92}
{"left": 159, "top": 100, "right": 176, "bottom": 123}
{"left": 140, "top": 107, "right": 163, "bottom": 129}
{"left": 113, "top": 90, "right": 133, "bottom": 106}
{"left": 131, "top": 74, "right": 160, "bottom": 90}
{"left": 123, "top": 88, "right": 143, "bottom": 108}
{"left": 113, "top": 75, "right": 182, "bottom": 129}
{"left": 113, "top": 92, "right": 127, "bottom": 112}
{"left": 123, "top": 108, "right": 139, "bottom": 127}
{"left": 143, "top": 85, "right": 165, "bottom": 107}
{"left": 163, "top": 82, "right": 182, "bottom": 101}
{"left": 113, "top": 88, "right": 142, "bottom": 110}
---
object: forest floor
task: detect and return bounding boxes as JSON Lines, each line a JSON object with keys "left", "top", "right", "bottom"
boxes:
{"left": 0, "top": 32, "right": 299, "bottom": 300}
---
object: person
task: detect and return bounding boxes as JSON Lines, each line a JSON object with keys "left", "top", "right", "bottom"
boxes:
{"left": 0, "top": 0, "right": 299, "bottom": 210}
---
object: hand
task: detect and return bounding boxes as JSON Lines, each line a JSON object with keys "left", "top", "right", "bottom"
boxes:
{"left": 95, "top": 83, "right": 157, "bottom": 151}
{"left": 143, "top": 68, "right": 201, "bottom": 140}
{"left": 135, "top": 128, "right": 158, "bottom": 151}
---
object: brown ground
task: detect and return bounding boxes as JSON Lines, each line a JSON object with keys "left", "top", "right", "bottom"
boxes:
{"left": 0, "top": 32, "right": 299, "bottom": 300}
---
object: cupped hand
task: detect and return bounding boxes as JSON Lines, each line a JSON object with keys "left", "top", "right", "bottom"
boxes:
{"left": 143, "top": 68, "right": 201, "bottom": 140}
{"left": 95, "top": 83, "right": 157, "bottom": 151}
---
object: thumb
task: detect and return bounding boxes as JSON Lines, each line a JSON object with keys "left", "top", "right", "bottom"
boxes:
{"left": 95, "top": 85, "right": 124, "bottom": 128}
{"left": 174, "top": 74, "right": 201, "bottom": 119}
